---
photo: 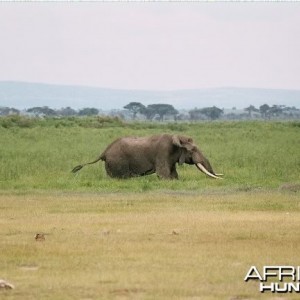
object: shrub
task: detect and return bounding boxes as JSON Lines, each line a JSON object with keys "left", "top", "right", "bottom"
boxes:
{"left": 0, "top": 115, "right": 37, "bottom": 128}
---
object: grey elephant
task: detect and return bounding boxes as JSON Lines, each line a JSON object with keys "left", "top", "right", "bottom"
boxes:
{"left": 72, "top": 134, "right": 223, "bottom": 179}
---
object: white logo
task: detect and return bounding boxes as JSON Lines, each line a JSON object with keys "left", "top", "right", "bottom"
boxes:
{"left": 244, "top": 266, "right": 300, "bottom": 293}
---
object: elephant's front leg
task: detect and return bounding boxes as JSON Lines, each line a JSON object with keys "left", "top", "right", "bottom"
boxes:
{"left": 170, "top": 165, "right": 179, "bottom": 179}
{"left": 156, "top": 161, "right": 178, "bottom": 179}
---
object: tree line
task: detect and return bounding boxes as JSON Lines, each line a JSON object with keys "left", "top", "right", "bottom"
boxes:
{"left": 0, "top": 102, "right": 299, "bottom": 121}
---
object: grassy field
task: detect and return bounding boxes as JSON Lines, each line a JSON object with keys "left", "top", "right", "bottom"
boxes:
{"left": 1, "top": 192, "right": 300, "bottom": 300}
{"left": 0, "top": 118, "right": 299, "bottom": 192}
{"left": 0, "top": 118, "right": 300, "bottom": 299}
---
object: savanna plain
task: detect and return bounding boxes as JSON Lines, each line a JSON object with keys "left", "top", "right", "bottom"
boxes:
{"left": 0, "top": 117, "right": 300, "bottom": 300}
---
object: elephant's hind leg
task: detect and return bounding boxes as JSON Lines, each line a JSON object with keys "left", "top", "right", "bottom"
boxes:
{"left": 105, "top": 161, "right": 131, "bottom": 179}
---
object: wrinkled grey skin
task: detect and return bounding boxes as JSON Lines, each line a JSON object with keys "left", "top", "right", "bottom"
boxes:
{"left": 72, "top": 134, "right": 220, "bottom": 179}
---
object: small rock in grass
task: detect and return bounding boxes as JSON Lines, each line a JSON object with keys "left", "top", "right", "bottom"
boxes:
{"left": 35, "top": 233, "right": 45, "bottom": 241}
{"left": 102, "top": 229, "right": 110, "bottom": 236}
{"left": 0, "top": 279, "right": 15, "bottom": 290}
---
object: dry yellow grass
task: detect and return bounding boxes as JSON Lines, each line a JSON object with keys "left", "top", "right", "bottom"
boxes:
{"left": 1, "top": 191, "right": 300, "bottom": 299}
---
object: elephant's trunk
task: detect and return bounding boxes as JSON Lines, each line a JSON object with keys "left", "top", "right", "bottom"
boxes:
{"left": 196, "top": 163, "right": 223, "bottom": 179}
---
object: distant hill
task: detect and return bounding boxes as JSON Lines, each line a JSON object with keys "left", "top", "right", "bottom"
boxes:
{"left": 0, "top": 81, "right": 299, "bottom": 110}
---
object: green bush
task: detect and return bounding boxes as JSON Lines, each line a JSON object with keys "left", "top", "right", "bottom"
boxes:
{"left": 0, "top": 115, "right": 38, "bottom": 128}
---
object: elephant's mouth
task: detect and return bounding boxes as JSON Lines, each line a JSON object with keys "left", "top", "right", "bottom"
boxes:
{"left": 196, "top": 163, "right": 223, "bottom": 179}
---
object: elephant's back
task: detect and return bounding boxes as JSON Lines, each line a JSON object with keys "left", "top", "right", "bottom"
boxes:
{"left": 101, "top": 137, "right": 135, "bottom": 159}
{"left": 102, "top": 135, "right": 163, "bottom": 160}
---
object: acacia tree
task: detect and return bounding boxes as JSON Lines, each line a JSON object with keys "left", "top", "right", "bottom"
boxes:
{"left": 27, "top": 106, "right": 56, "bottom": 116}
{"left": 145, "top": 104, "right": 178, "bottom": 121}
{"left": 189, "top": 108, "right": 205, "bottom": 121}
{"left": 269, "top": 105, "right": 283, "bottom": 118}
{"left": 259, "top": 104, "right": 270, "bottom": 119}
{"left": 244, "top": 105, "right": 259, "bottom": 118}
{"left": 58, "top": 107, "right": 77, "bottom": 116}
{"left": 123, "top": 102, "right": 146, "bottom": 120}
{"left": 0, "top": 107, "right": 20, "bottom": 116}
{"left": 199, "top": 106, "right": 223, "bottom": 120}
{"left": 78, "top": 108, "right": 99, "bottom": 116}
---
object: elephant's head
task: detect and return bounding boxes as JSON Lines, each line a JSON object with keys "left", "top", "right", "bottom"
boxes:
{"left": 172, "top": 135, "right": 223, "bottom": 179}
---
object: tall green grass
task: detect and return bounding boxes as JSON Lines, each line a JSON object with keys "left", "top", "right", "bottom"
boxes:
{"left": 0, "top": 119, "right": 299, "bottom": 193}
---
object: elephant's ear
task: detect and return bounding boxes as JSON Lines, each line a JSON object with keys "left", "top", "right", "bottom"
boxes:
{"left": 172, "top": 135, "right": 182, "bottom": 147}
{"left": 172, "top": 135, "right": 194, "bottom": 151}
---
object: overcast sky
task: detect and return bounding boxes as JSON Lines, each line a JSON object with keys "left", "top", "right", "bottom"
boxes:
{"left": 0, "top": 2, "right": 299, "bottom": 91}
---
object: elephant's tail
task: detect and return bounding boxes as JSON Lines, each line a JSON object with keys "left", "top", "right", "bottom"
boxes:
{"left": 71, "top": 154, "right": 104, "bottom": 173}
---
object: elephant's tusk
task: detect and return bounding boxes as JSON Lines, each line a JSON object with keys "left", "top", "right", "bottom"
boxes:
{"left": 196, "top": 163, "right": 223, "bottom": 179}
{"left": 215, "top": 173, "right": 224, "bottom": 176}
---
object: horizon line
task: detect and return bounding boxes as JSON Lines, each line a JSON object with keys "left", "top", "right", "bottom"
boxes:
{"left": 1, "top": 80, "right": 300, "bottom": 93}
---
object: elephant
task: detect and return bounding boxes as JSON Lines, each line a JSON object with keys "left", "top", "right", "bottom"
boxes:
{"left": 72, "top": 134, "right": 223, "bottom": 180}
